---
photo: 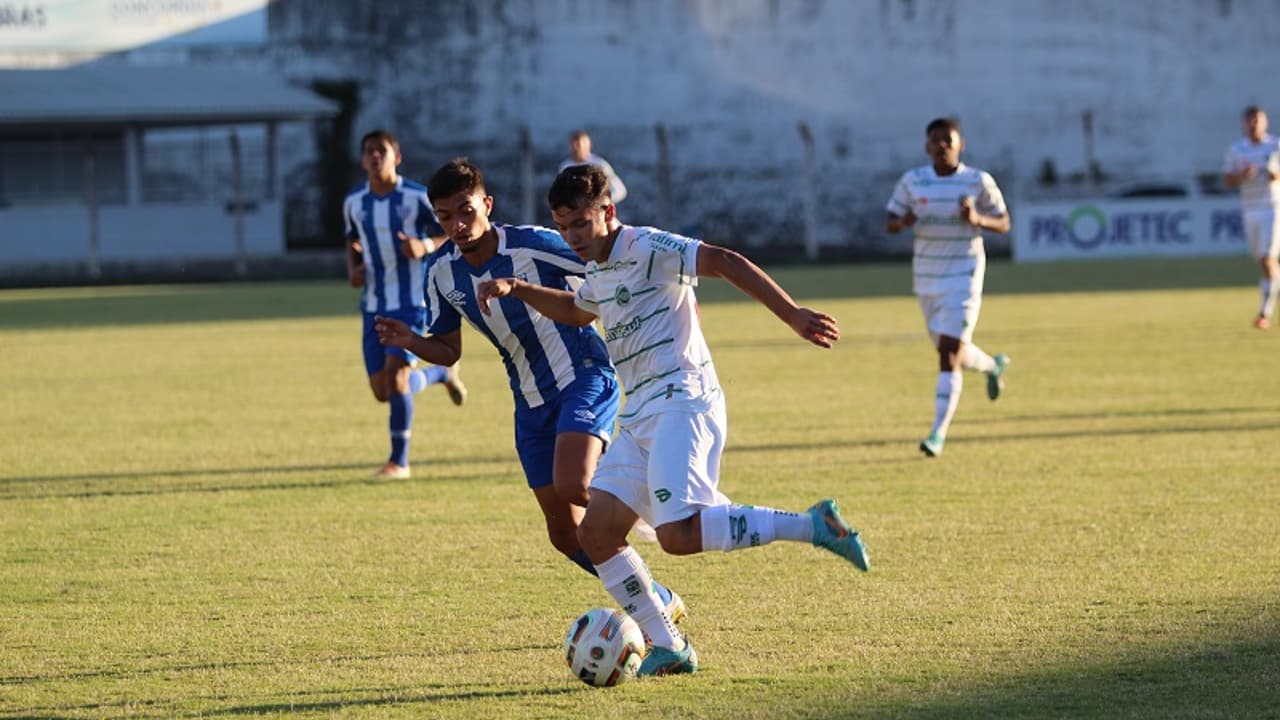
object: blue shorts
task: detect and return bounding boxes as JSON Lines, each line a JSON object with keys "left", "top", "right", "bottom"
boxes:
{"left": 362, "top": 308, "right": 427, "bottom": 376}
{"left": 514, "top": 368, "right": 621, "bottom": 489}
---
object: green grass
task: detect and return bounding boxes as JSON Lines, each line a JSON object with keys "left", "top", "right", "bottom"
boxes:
{"left": 2, "top": 256, "right": 1278, "bottom": 719}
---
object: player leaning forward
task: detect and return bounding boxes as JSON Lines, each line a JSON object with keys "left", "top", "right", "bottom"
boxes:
{"left": 886, "top": 116, "right": 1012, "bottom": 458}
{"left": 477, "top": 164, "right": 870, "bottom": 678}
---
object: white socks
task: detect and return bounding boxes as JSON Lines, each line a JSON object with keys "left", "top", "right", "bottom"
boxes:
{"left": 1261, "top": 278, "right": 1277, "bottom": 319}
{"left": 596, "top": 547, "right": 682, "bottom": 650}
{"left": 931, "top": 370, "right": 962, "bottom": 438}
{"left": 962, "top": 344, "right": 996, "bottom": 374}
{"left": 700, "top": 504, "right": 814, "bottom": 552}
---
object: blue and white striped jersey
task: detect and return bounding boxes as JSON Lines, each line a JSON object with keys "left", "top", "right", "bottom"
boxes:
{"left": 343, "top": 178, "right": 444, "bottom": 313}
{"left": 425, "top": 224, "right": 613, "bottom": 410}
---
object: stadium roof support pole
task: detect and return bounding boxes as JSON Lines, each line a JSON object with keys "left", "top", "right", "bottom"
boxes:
{"left": 267, "top": 121, "right": 279, "bottom": 201}
{"left": 229, "top": 129, "right": 247, "bottom": 278}
{"left": 82, "top": 133, "right": 101, "bottom": 279}
{"left": 123, "top": 126, "right": 141, "bottom": 207}
{"left": 797, "top": 121, "right": 818, "bottom": 261}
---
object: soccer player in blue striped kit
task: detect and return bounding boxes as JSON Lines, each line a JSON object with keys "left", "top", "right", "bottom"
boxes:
{"left": 344, "top": 130, "right": 467, "bottom": 480}
{"left": 373, "top": 158, "right": 683, "bottom": 618}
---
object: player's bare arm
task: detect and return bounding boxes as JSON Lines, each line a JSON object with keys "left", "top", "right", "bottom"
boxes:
{"left": 476, "top": 278, "right": 597, "bottom": 327}
{"left": 958, "top": 197, "right": 1011, "bottom": 233}
{"left": 374, "top": 316, "right": 461, "bottom": 366}
{"left": 345, "top": 239, "right": 365, "bottom": 288}
{"left": 695, "top": 243, "right": 839, "bottom": 349}
{"left": 397, "top": 231, "right": 436, "bottom": 259}
{"left": 886, "top": 210, "right": 917, "bottom": 234}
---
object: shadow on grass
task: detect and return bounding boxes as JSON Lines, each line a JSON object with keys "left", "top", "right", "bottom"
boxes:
{"left": 821, "top": 630, "right": 1280, "bottom": 720}
{"left": 0, "top": 458, "right": 515, "bottom": 501}
{"left": 0, "top": 256, "right": 1252, "bottom": 331}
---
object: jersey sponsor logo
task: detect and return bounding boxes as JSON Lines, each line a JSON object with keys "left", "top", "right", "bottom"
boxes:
{"left": 648, "top": 232, "right": 686, "bottom": 252}
{"left": 654, "top": 488, "right": 671, "bottom": 503}
{"left": 445, "top": 289, "right": 468, "bottom": 305}
{"left": 605, "top": 315, "right": 643, "bottom": 342}
{"left": 589, "top": 258, "right": 639, "bottom": 274}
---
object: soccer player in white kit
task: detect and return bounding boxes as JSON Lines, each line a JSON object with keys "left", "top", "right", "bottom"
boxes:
{"left": 886, "top": 117, "right": 1012, "bottom": 458}
{"left": 1222, "top": 105, "right": 1280, "bottom": 329}
{"left": 476, "top": 164, "right": 870, "bottom": 678}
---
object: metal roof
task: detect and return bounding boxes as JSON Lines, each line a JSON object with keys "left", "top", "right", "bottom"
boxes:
{"left": 0, "top": 65, "right": 339, "bottom": 129}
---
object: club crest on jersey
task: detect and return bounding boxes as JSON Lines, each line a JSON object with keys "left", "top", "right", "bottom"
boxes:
{"left": 614, "top": 285, "right": 632, "bottom": 305}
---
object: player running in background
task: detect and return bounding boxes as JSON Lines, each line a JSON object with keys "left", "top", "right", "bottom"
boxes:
{"left": 886, "top": 116, "right": 1012, "bottom": 458}
{"left": 373, "top": 159, "right": 683, "bottom": 615}
{"left": 1223, "top": 105, "right": 1280, "bottom": 330}
{"left": 343, "top": 130, "right": 466, "bottom": 480}
{"left": 476, "top": 163, "right": 869, "bottom": 678}
{"left": 558, "top": 130, "right": 628, "bottom": 205}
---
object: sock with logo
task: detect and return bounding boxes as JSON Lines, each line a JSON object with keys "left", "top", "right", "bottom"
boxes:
{"left": 596, "top": 546, "right": 683, "bottom": 651}
{"left": 930, "top": 370, "right": 962, "bottom": 439}
{"left": 700, "top": 504, "right": 813, "bottom": 551}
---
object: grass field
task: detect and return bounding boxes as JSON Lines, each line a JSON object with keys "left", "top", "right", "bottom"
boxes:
{"left": 2, "top": 257, "right": 1278, "bottom": 719}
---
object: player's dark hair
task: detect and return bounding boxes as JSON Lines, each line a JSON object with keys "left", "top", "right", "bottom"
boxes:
{"left": 1243, "top": 105, "right": 1264, "bottom": 118}
{"left": 569, "top": 129, "right": 590, "bottom": 142}
{"left": 926, "top": 117, "right": 961, "bottom": 136}
{"left": 360, "top": 129, "right": 400, "bottom": 156}
{"left": 427, "top": 157, "right": 486, "bottom": 203}
{"left": 547, "top": 163, "right": 611, "bottom": 212}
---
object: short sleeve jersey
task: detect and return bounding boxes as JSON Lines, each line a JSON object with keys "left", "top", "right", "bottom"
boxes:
{"left": 1223, "top": 135, "right": 1280, "bottom": 213}
{"left": 574, "top": 226, "right": 721, "bottom": 425}
{"left": 425, "top": 224, "right": 612, "bottom": 411}
{"left": 886, "top": 163, "right": 1006, "bottom": 296}
{"left": 343, "top": 178, "right": 444, "bottom": 313}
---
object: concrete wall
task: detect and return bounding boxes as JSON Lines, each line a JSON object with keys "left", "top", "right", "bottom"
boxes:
{"left": 39, "top": 0, "right": 1276, "bottom": 258}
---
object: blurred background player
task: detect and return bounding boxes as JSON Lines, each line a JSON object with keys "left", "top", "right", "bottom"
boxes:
{"left": 1222, "top": 105, "right": 1280, "bottom": 329}
{"left": 344, "top": 130, "right": 466, "bottom": 480}
{"left": 558, "top": 130, "right": 628, "bottom": 205}
{"left": 476, "top": 164, "right": 869, "bottom": 678}
{"left": 373, "top": 159, "right": 682, "bottom": 617}
{"left": 886, "top": 117, "right": 1011, "bottom": 458}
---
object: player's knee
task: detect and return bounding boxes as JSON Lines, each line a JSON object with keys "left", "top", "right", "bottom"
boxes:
{"left": 654, "top": 522, "right": 700, "bottom": 556}
{"left": 553, "top": 475, "right": 590, "bottom": 508}
{"left": 546, "top": 525, "right": 580, "bottom": 558}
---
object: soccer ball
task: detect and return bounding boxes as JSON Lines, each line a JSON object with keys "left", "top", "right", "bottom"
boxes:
{"left": 563, "top": 607, "right": 646, "bottom": 687}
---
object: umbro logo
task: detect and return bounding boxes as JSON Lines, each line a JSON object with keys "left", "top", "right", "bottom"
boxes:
{"left": 574, "top": 409, "right": 597, "bottom": 421}
{"left": 654, "top": 488, "right": 671, "bottom": 503}
{"left": 446, "top": 290, "right": 468, "bottom": 304}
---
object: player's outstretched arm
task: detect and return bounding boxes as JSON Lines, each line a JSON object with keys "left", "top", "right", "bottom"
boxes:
{"left": 476, "top": 278, "right": 598, "bottom": 327}
{"left": 374, "top": 316, "right": 462, "bottom": 366}
{"left": 696, "top": 243, "right": 839, "bottom": 348}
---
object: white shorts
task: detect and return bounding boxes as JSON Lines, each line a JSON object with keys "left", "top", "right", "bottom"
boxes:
{"left": 590, "top": 399, "right": 730, "bottom": 528}
{"left": 918, "top": 289, "right": 982, "bottom": 345}
{"left": 1244, "top": 209, "right": 1280, "bottom": 261}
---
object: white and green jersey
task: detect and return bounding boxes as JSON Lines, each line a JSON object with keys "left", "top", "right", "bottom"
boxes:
{"left": 574, "top": 226, "right": 721, "bottom": 425}
{"left": 887, "top": 163, "right": 1006, "bottom": 296}
{"left": 1223, "top": 135, "right": 1280, "bottom": 213}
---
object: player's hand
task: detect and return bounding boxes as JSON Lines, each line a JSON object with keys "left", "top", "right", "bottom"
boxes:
{"left": 958, "top": 196, "right": 978, "bottom": 226}
{"left": 899, "top": 210, "right": 917, "bottom": 227}
{"left": 789, "top": 307, "right": 840, "bottom": 349}
{"left": 374, "top": 315, "right": 413, "bottom": 348}
{"left": 347, "top": 263, "right": 365, "bottom": 288}
{"left": 475, "top": 278, "right": 519, "bottom": 316}
{"left": 1241, "top": 164, "right": 1258, "bottom": 180}
{"left": 398, "top": 231, "right": 434, "bottom": 259}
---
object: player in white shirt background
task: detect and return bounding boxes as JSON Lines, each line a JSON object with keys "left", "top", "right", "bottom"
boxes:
{"left": 558, "top": 129, "right": 628, "bottom": 205}
{"left": 476, "top": 163, "right": 870, "bottom": 678}
{"left": 1222, "top": 105, "right": 1280, "bottom": 330}
{"left": 343, "top": 130, "right": 466, "bottom": 480}
{"left": 886, "top": 117, "right": 1012, "bottom": 458}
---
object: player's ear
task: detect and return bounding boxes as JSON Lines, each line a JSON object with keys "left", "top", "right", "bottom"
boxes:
{"left": 604, "top": 203, "right": 616, "bottom": 222}
{"left": 483, "top": 195, "right": 495, "bottom": 215}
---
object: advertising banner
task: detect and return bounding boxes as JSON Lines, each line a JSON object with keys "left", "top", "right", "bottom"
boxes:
{"left": 1012, "top": 197, "right": 1247, "bottom": 263}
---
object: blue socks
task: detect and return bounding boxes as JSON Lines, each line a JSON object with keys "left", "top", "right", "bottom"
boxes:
{"left": 408, "top": 366, "right": 448, "bottom": 394}
{"left": 388, "top": 392, "right": 412, "bottom": 466}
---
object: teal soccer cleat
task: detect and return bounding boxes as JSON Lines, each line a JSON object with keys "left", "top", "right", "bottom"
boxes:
{"left": 919, "top": 433, "right": 945, "bottom": 457}
{"left": 987, "top": 353, "right": 1011, "bottom": 400}
{"left": 638, "top": 638, "right": 698, "bottom": 677}
{"left": 808, "top": 499, "right": 870, "bottom": 571}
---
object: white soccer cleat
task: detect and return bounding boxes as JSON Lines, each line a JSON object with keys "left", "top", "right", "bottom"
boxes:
{"left": 372, "top": 462, "right": 411, "bottom": 480}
